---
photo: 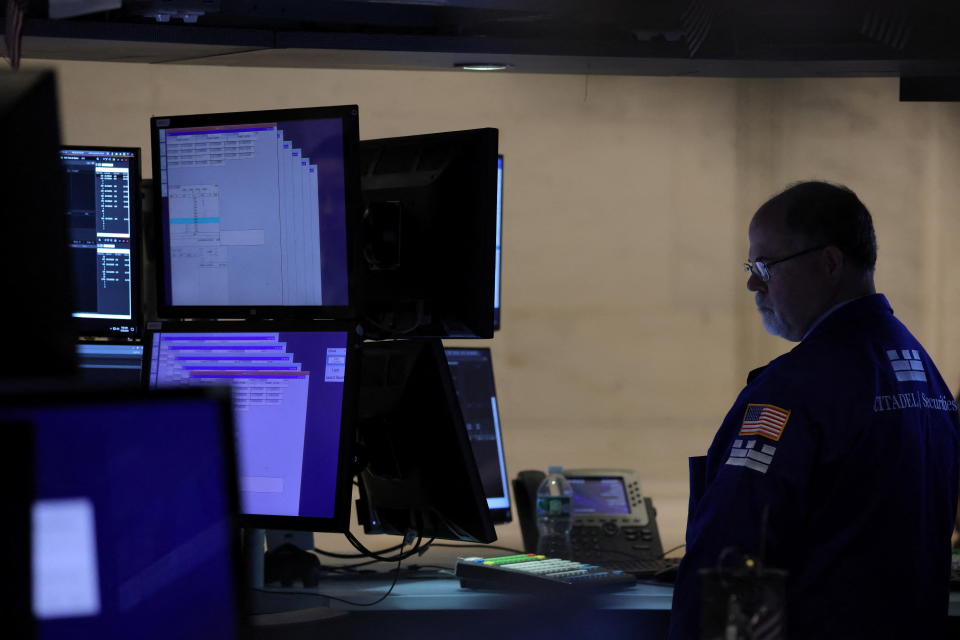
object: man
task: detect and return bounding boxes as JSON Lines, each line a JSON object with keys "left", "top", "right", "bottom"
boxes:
{"left": 668, "top": 181, "right": 960, "bottom": 639}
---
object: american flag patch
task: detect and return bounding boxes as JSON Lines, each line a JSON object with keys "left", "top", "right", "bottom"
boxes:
{"left": 739, "top": 404, "right": 790, "bottom": 441}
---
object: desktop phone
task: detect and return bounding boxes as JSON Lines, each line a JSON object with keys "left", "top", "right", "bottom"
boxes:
{"left": 513, "top": 468, "right": 672, "bottom": 575}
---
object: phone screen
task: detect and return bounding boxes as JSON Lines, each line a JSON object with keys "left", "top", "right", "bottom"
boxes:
{"left": 568, "top": 477, "right": 631, "bottom": 515}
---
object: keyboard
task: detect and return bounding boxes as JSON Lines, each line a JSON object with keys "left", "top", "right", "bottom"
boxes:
{"left": 455, "top": 554, "right": 637, "bottom": 592}
{"left": 573, "top": 555, "right": 680, "bottom": 580}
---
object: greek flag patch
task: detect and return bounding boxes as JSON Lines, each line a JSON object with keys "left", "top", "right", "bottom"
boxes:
{"left": 886, "top": 349, "right": 926, "bottom": 383}
{"left": 725, "top": 439, "right": 777, "bottom": 474}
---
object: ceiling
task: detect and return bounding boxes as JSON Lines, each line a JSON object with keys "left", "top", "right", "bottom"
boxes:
{"left": 6, "top": 0, "right": 960, "bottom": 77}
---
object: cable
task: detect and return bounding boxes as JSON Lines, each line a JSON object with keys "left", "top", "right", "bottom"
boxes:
{"left": 324, "top": 563, "right": 454, "bottom": 577}
{"left": 361, "top": 312, "right": 423, "bottom": 337}
{"left": 344, "top": 530, "right": 409, "bottom": 561}
{"left": 660, "top": 544, "right": 686, "bottom": 558}
{"left": 313, "top": 542, "right": 404, "bottom": 559}
{"left": 402, "top": 564, "right": 455, "bottom": 574}
{"left": 343, "top": 530, "right": 435, "bottom": 563}
{"left": 323, "top": 557, "right": 395, "bottom": 570}
{"left": 4, "top": 0, "right": 26, "bottom": 70}
{"left": 254, "top": 540, "right": 407, "bottom": 607}
{"left": 430, "top": 543, "right": 526, "bottom": 555}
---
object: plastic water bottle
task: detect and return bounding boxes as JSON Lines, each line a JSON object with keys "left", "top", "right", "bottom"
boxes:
{"left": 535, "top": 465, "right": 574, "bottom": 559}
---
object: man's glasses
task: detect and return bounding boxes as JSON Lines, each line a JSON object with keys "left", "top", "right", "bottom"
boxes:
{"left": 743, "top": 245, "right": 826, "bottom": 282}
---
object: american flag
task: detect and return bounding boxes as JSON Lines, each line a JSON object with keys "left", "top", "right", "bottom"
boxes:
{"left": 739, "top": 404, "right": 790, "bottom": 441}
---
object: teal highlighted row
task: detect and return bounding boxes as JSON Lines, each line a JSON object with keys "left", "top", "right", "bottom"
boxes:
{"left": 170, "top": 217, "right": 220, "bottom": 224}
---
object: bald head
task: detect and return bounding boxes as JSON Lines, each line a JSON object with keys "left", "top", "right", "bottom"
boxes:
{"left": 755, "top": 181, "right": 877, "bottom": 273}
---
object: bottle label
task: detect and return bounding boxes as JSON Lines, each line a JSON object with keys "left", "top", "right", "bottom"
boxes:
{"left": 536, "top": 496, "right": 571, "bottom": 517}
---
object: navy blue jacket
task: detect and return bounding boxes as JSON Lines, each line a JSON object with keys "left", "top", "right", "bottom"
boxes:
{"left": 669, "top": 294, "right": 960, "bottom": 639}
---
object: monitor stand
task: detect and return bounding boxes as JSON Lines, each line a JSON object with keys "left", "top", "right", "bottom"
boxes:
{"left": 266, "top": 530, "right": 314, "bottom": 552}
{"left": 244, "top": 528, "right": 348, "bottom": 623}
{"left": 242, "top": 528, "right": 266, "bottom": 589}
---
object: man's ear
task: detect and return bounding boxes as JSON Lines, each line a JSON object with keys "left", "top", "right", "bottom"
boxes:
{"left": 822, "top": 246, "right": 844, "bottom": 279}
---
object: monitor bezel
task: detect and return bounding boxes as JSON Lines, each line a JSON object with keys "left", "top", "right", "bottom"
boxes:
{"left": 142, "top": 320, "right": 359, "bottom": 533}
{"left": 150, "top": 105, "right": 360, "bottom": 322}
{"left": 493, "top": 154, "right": 503, "bottom": 332}
{"left": 61, "top": 145, "right": 143, "bottom": 341}
{"left": 0, "top": 385, "right": 247, "bottom": 637}
{"left": 443, "top": 346, "right": 512, "bottom": 525}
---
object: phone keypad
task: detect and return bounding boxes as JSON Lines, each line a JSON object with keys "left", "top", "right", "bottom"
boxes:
{"left": 570, "top": 522, "right": 656, "bottom": 552}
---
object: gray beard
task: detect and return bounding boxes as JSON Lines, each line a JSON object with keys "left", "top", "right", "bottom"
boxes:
{"left": 758, "top": 307, "right": 801, "bottom": 342}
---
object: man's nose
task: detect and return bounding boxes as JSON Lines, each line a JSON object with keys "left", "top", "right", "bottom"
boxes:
{"left": 746, "top": 271, "right": 766, "bottom": 293}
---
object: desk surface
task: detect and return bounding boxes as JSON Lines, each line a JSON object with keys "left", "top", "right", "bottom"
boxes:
{"left": 251, "top": 574, "right": 960, "bottom": 616}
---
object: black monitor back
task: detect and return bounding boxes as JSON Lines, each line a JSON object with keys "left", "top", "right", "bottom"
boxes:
{"left": 356, "top": 339, "right": 495, "bottom": 543}
{"left": 0, "top": 69, "right": 76, "bottom": 378}
{"left": 359, "top": 128, "right": 498, "bottom": 339}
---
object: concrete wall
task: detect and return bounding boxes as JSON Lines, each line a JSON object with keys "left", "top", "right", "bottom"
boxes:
{"left": 28, "top": 58, "right": 960, "bottom": 558}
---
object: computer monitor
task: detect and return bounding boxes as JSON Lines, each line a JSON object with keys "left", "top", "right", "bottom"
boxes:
{"left": 1, "top": 421, "right": 34, "bottom": 639}
{"left": 0, "top": 387, "right": 242, "bottom": 640}
{"left": 75, "top": 343, "right": 143, "bottom": 387}
{"left": 61, "top": 146, "right": 141, "bottom": 339}
{"left": 358, "top": 128, "right": 498, "bottom": 339}
{"left": 150, "top": 105, "right": 360, "bottom": 320}
{"left": 145, "top": 323, "right": 356, "bottom": 532}
{"left": 494, "top": 154, "right": 504, "bottom": 331}
{"left": 356, "top": 339, "right": 496, "bottom": 543}
{"left": 0, "top": 68, "right": 76, "bottom": 378}
{"left": 444, "top": 347, "right": 511, "bottom": 524}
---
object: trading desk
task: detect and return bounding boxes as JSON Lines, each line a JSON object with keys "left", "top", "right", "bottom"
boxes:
{"left": 251, "top": 575, "right": 672, "bottom": 639}
{"left": 249, "top": 574, "right": 960, "bottom": 640}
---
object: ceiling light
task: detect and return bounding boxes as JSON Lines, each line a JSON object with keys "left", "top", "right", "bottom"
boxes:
{"left": 454, "top": 63, "right": 512, "bottom": 72}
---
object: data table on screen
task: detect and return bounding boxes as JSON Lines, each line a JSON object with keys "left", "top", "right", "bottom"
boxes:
{"left": 153, "top": 109, "right": 355, "bottom": 315}
{"left": 148, "top": 330, "right": 350, "bottom": 521}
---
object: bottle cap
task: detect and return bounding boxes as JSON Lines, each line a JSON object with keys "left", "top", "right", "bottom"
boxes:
{"left": 547, "top": 465, "right": 564, "bottom": 474}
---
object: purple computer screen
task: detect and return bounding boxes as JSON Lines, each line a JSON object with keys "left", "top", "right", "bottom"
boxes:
{"left": 569, "top": 477, "right": 631, "bottom": 515}
{"left": 148, "top": 330, "right": 348, "bottom": 519}
{"left": 1, "top": 396, "right": 238, "bottom": 640}
{"left": 157, "top": 117, "right": 348, "bottom": 307}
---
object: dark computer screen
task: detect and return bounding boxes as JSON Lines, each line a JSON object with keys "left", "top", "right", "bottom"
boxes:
{"left": 145, "top": 325, "right": 355, "bottom": 531}
{"left": 0, "top": 388, "right": 241, "bottom": 640}
{"left": 494, "top": 155, "right": 503, "bottom": 331}
{"left": 75, "top": 343, "right": 144, "bottom": 387}
{"left": 61, "top": 146, "right": 141, "bottom": 339}
{"left": 150, "top": 106, "right": 359, "bottom": 319}
{"left": 444, "top": 347, "right": 511, "bottom": 524}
